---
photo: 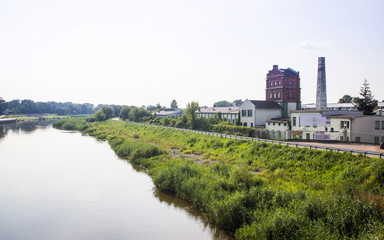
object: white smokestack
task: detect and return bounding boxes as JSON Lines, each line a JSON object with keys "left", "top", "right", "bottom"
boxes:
{"left": 316, "top": 57, "right": 327, "bottom": 109}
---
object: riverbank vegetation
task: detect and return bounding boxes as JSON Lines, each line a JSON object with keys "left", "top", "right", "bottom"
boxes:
{"left": 53, "top": 118, "right": 384, "bottom": 239}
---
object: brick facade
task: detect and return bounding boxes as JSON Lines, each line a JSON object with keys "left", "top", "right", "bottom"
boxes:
{"left": 265, "top": 65, "right": 301, "bottom": 103}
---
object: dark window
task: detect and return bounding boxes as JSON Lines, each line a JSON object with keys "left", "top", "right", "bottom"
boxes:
{"left": 268, "top": 122, "right": 270, "bottom": 125}
{"left": 278, "top": 123, "right": 281, "bottom": 126}
{"left": 374, "top": 136, "right": 380, "bottom": 144}
{"left": 289, "top": 92, "right": 294, "bottom": 98}
{"left": 356, "top": 137, "right": 361, "bottom": 142}
{"left": 382, "top": 121, "right": 384, "bottom": 129}
{"left": 306, "top": 133, "right": 310, "bottom": 139}
{"left": 382, "top": 136, "right": 384, "bottom": 143}
{"left": 331, "top": 128, "right": 334, "bottom": 132}
{"left": 247, "top": 110, "right": 252, "bottom": 117}
{"left": 251, "top": 123, "right": 253, "bottom": 127}
{"left": 273, "top": 123, "right": 275, "bottom": 126}
{"left": 278, "top": 81, "right": 280, "bottom": 85}
{"left": 293, "top": 117, "right": 296, "bottom": 126}
{"left": 241, "top": 110, "right": 246, "bottom": 117}
{"left": 375, "top": 121, "right": 380, "bottom": 129}
{"left": 325, "top": 127, "right": 328, "bottom": 132}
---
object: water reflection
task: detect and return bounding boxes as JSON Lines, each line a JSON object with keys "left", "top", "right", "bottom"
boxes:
{"left": 0, "top": 122, "right": 233, "bottom": 240}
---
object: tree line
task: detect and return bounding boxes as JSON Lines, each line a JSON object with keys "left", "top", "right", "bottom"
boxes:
{"left": 0, "top": 98, "right": 95, "bottom": 115}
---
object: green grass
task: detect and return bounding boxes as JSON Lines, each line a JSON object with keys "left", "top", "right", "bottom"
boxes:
{"left": 54, "top": 118, "right": 384, "bottom": 239}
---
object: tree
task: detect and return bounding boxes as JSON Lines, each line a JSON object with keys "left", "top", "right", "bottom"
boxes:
{"left": 338, "top": 95, "right": 353, "bottom": 103}
{"left": 186, "top": 101, "right": 199, "bottom": 129}
{"left": 119, "top": 106, "right": 130, "bottom": 120}
{"left": 170, "top": 99, "right": 178, "bottom": 109}
{"left": 214, "top": 100, "right": 234, "bottom": 107}
{"left": 0, "top": 97, "right": 7, "bottom": 114}
{"left": 94, "top": 106, "right": 114, "bottom": 121}
{"left": 353, "top": 79, "right": 377, "bottom": 115}
{"left": 233, "top": 99, "right": 243, "bottom": 107}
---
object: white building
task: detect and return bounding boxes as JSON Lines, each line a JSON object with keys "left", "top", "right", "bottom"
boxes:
{"left": 290, "top": 110, "right": 384, "bottom": 144}
{"left": 196, "top": 106, "right": 239, "bottom": 123}
{"left": 155, "top": 108, "right": 184, "bottom": 118}
{"left": 239, "top": 99, "right": 282, "bottom": 127}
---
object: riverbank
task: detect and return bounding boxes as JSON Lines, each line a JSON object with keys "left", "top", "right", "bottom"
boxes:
{"left": 54, "top": 118, "right": 384, "bottom": 239}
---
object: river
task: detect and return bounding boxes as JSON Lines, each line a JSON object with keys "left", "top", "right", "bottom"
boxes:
{"left": 0, "top": 121, "right": 231, "bottom": 240}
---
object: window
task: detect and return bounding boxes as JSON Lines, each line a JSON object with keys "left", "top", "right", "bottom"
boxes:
{"left": 341, "top": 121, "right": 350, "bottom": 129}
{"left": 268, "top": 122, "right": 270, "bottom": 125}
{"left": 355, "top": 137, "right": 361, "bottom": 143}
{"left": 273, "top": 123, "right": 275, "bottom": 126}
{"left": 293, "top": 117, "right": 296, "bottom": 126}
{"left": 375, "top": 121, "right": 380, "bottom": 129}
{"left": 382, "top": 121, "right": 384, "bottom": 129}
{"left": 274, "top": 82, "right": 276, "bottom": 86}
{"left": 278, "top": 81, "right": 280, "bottom": 85}
{"left": 278, "top": 123, "right": 281, "bottom": 126}
{"left": 331, "top": 127, "right": 334, "bottom": 132}
{"left": 325, "top": 127, "right": 328, "bottom": 132}
{"left": 289, "top": 92, "right": 294, "bottom": 98}
{"left": 247, "top": 110, "right": 252, "bottom": 117}
{"left": 306, "top": 133, "right": 310, "bottom": 139}
{"left": 241, "top": 110, "right": 246, "bottom": 117}
{"left": 374, "top": 136, "right": 380, "bottom": 144}
{"left": 270, "top": 82, "right": 272, "bottom": 86}
{"left": 269, "top": 93, "right": 272, "bottom": 99}
{"left": 251, "top": 123, "right": 253, "bottom": 127}
{"left": 277, "top": 92, "right": 280, "bottom": 98}
{"left": 273, "top": 93, "right": 276, "bottom": 98}
{"left": 382, "top": 136, "right": 384, "bottom": 143}
{"left": 289, "top": 81, "right": 293, "bottom": 85}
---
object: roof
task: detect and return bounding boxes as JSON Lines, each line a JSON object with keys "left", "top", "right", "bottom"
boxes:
{"left": 266, "top": 118, "right": 289, "bottom": 123}
{"left": 281, "top": 67, "right": 299, "bottom": 75}
{"left": 198, "top": 106, "right": 239, "bottom": 114}
{"left": 249, "top": 100, "right": 282, "bottom": 109}
{"left": 331, "top": 115, "right": 384, "bottom": 119}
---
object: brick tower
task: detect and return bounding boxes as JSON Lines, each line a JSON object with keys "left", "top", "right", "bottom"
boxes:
{"left": 316, "top": 57, "right": 327, "bottom": 109}
{"left": 266, "top": 65, "right": 301, "bottom": 117}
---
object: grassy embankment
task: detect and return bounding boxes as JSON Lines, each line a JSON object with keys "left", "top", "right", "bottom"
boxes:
{"left": 54, "top": 118, "right": 384, "bottom": 239}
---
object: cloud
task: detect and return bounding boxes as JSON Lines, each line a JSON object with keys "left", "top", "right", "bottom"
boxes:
{"left": 295, "top": 40, "right": 332, "bottom": 50}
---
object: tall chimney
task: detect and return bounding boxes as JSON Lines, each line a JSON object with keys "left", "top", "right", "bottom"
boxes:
{"left": 316, "top": 57, "right": 327, "bottom": 109}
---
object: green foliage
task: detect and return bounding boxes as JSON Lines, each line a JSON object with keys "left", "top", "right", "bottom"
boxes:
{"left": 170, "top": 99, "right": 178, "bottom": 109}
{"left": 353, "top": 79, "right": 377, "bottom": 115}
{"left": 54, "top": 119, "right": 384, "bottom": 239}
{"left": 338, "top": 94, "right": 353, "bottom": 103}
{"left": 214, "top": 100, "right": 234, "bottom": 107}
{"left": 213, "top": 122, "right": 255, "bottom": 136}
{"left": 119, "top": 106, "right": 130, "bottom": 120}
{"left": 0, "top": 97, "right": 7, "bottom": 114}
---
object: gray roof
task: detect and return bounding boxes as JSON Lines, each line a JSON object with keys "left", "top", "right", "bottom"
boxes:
{"left": 198, "top": 106, "right": 239, "bottom": 114}
{"left": 249, "top": 100, "right": 282, "bottom": 109}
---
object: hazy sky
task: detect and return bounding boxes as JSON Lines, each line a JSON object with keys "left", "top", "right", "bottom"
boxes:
{"left": 1, "top": 0, "right": 383, "bottom": 108}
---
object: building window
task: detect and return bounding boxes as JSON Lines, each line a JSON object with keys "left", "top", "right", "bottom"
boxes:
{"left": 289, "top": 81, "right": 293, "bottom": 85}
{"left": 274, "top": 82, "right": 276, "bottom": 86}
{"left": 278, "top": 123, "right": 281, "bottom": 126}
{"left": 374, "top": 136, "right": 380, "bottom": 144}
{"left": 273, "top": 123, "right": 275, "bottom": 126}
{"left": 247, "top": 110, "right": 252, "bottom": 117}
{"left": 375, "top": 121, "right": 380, "bottom": 129}
{"left": 241, "top": 110, "right": 246, "bottom": 117}
{"left": 331, "top": 128, "right": 334, "bottom": 132}
{"left": 356, "top": 137, "right": 361, "bottom": 143}
{"left": 293, "top": 117, "right": 296, "bottom": 126}
{"left": 289, "top": 92, "right": 294, "bottom": 98}
{"left": 325, "top": 127, "right": 328, "bottom": 132}
{"left": 270, "top": 82, "right": 272, "bottom": 86}
{"left": 277, "top": 92, "right": 280, "bottom": 98}
{"left": 382, "top": 136, "right": 384, "bottom": 143}
{"left": 278, "top": 81, "right": 280, "bottom": 85}
{"left": 273, "top": 93, "right": 276, "bottom": 98}
{"left": 251, "top": 123, "right": 253, "bottom": 127}
{"left": 340, "top": 121, "right": 350, "bottom": 129}
{"left": 306, "top": 133, "right": 310, "bottom": 139}
{"left": 382, "top": 121, "right": 384, "bottom": 129}
{"left": 268, "top": 122, "right": 270, "bottom": 125}
{"left": 269, "top": 93, "right": 272, "bottom": 99}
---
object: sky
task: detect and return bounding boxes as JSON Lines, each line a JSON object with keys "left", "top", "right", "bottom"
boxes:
{"left": 1, "top": 0, "right": 383, "bottom": 108}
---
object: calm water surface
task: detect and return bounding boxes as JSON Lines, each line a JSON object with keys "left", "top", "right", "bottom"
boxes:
{"left": 0, "top": 122, "right": 231, "bottom": 240}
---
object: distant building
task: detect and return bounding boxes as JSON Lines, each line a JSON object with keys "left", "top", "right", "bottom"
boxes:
{"left": 196, "top": 106, "right": 239, "bottom": 123}
{"left": 239, "top": 100, "right": 282, "bottom": 127}
{"left": 302, "top": 102, "right": 356, "bottom": 111}
{"left": 265, "top": 118, "right": 290, "bottom": 140}
{"left": 289, "top": 109, "right": 384, "bottom": 144}
{"left": 155, "top": 108, "right": 184, "bottom": 118}
{"left": 265, "top": 65, "right": 301, "bottom": 117}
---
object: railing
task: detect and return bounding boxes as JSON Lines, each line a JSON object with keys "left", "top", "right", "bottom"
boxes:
{"left": 126, "top": 121, "right": 384, "bottom": 159}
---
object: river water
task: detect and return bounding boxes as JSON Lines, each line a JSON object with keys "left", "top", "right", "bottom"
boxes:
{"left": 0, "top": 121, "right": 231, "bottom": 240}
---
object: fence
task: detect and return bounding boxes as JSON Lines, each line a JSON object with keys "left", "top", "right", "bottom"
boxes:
{"left": 127, "top": 121, "right": 384, "bottom": 159}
